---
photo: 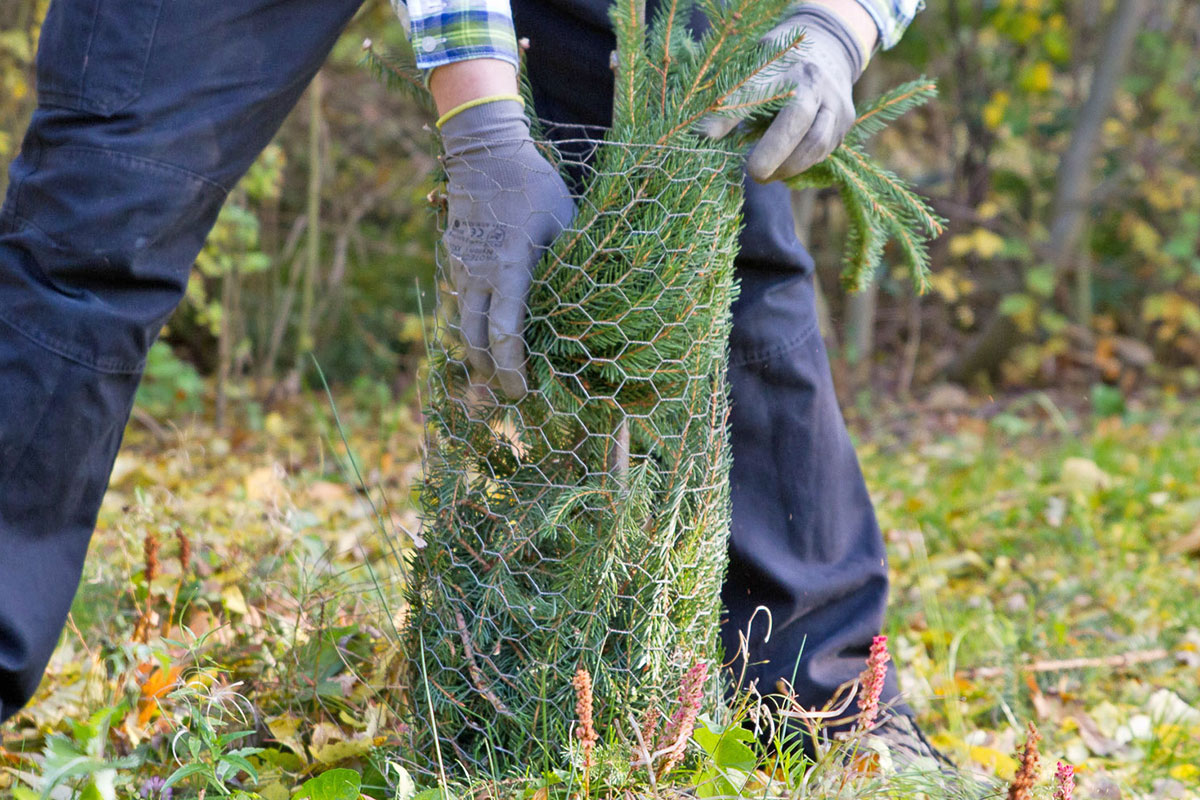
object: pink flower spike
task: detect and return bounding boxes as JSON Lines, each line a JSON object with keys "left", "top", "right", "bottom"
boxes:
{"left": 856, "top": 635, "right": 891, "bottom": 732}
{"left": 1053, "top": 761, "right": 1075, "bottom": 800}
{"left": 656, "top": 660, "right": 708, "bottom": 777}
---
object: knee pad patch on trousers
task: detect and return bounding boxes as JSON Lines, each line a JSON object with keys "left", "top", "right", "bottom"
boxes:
{"left": 0, "top": 143, "right": 225, "bottom": 373}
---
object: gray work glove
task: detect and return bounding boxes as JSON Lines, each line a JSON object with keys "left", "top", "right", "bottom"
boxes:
{"left": 440, "top": 98, "right": 576, "bottom": 399}
{"left": 702, "top": 5, "right": 866, "bottom": 182}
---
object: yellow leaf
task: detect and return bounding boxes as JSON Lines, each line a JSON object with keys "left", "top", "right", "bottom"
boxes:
{"left": 969, "top": 745, "right": 1019, "bottom": 779}
{"left": 221, "top": 584, "right": 249, "bottom": 616}
{"left": 1169, "top": 764, "right": 1199, "bottom": 782}
{"left": 266, "top": 713, "right": 309, "bottom": 764}
{"left": 951, "top": 228, "right": 1007, "bottom": 260}
{"left": 312, "top": 736, "right": 375, "bottom": 765}
{"left": 264, "top": 412, "right": 287, "bottom": 438}
{"left": 948, "top": 234, "right": 973, "bottom": 258}
{"left": 1061, "top": 457, "right": 1113, "bottom": 495}
{"left": 927, "top": 271, "right": 961, "bottom": 303}
{"left": 983, "top": 91, "right": 1009, "bottom": 130}
{"left": 971, "top": 228, "right": 1006, "bottom": 260}
{"left": 259, "top": 783, "right": 290, "bottom": 800}
{"left": 1020, "top": 61, "right": 1054, "bottom": 93}
{"left": 245, "top": 464, "right": 286, "bottom": 504}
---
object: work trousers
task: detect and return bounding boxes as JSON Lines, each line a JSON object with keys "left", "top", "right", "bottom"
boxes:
{"left": 0, "top": 0, "right": 901, "bottom": 727}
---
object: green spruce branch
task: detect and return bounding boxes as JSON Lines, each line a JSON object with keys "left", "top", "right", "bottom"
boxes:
{"left": 784, "top": 78, "right": 945, "bottom": 292}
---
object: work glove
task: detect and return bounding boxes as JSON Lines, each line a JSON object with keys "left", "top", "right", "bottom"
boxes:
{"left": 702, "top": 5, "right": 866, "bottom": 182}
{"left": 439, "top": 98, "right": 577, "bottom": 399}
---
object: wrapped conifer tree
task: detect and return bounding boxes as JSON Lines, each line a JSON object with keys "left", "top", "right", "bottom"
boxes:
{"left": 375, "top": 0, "right": 943, "bottom": 775}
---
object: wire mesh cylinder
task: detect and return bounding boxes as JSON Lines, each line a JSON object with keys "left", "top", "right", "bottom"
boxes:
{"left": 408, "top": 132, "right": 743, "bottom": 773}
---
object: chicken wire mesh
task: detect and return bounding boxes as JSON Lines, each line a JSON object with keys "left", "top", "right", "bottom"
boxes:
{"left": 405, "top": 125, "right": 745, "bottom": 772}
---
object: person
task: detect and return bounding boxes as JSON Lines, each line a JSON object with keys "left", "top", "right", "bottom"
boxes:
{"left": 0, "top": 0, "right": 939, "bottom": 764}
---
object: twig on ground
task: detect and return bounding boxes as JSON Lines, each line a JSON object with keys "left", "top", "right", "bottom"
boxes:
{"left": 962, "top": 648, "right": 1170, "bottom": 680}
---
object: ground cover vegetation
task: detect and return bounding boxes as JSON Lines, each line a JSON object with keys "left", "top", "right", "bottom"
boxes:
{"left": 2, "top": 387, "right": 1199, "bottom": 798}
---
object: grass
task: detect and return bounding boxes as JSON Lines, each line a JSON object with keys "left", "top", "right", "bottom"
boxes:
{"left": 2, "top": 382, "right": 1199, "bottom": 799}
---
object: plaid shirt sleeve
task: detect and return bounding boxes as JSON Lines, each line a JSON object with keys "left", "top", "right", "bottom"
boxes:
{"left": 392, "top": 0, "right": 519, "bottom": 71}
{"left": 849, "top": 0, "right": 925, "bottom": 50}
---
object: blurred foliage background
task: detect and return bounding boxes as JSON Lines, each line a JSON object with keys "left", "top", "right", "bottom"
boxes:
{"left": 1, "top": 0, "right": 1198, "bottom": 420}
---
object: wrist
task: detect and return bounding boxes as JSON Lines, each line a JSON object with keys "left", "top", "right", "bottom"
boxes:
{"left": 794, "top": 1, "right": 878, "bottom": 72}
{"left": 429, "top": 58, "right": 520, "bottom": 117}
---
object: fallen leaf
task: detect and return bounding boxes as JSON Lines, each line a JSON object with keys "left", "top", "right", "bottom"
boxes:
{"left": 311, "top": 735, "right": 375, "bottom": 765}
{"left": 1166, "top": 522, "right": 1200, "bottom": 556}
{"left": 137, "top": 664, "right": 182, "bottom": 726}
{"left": 266, "top": 713, "right": 308, "bottom": 764}
{"left": 1168, "top": 764, "right": 1199, "bottom": 783}
{"left": 1074, "top": 713, "right": 1120, "bottom": 758}
{"left": 221, "top": 584, "right": 249, "bottom": 616}
{"left": 245, "top": 464, "right": 287, "bottom": 504}
{"left": 969, "top": 744, "right": 1019, "bottom": 779}
{"left": 1061, "top": 457, "right": 1113, "bottom": 495}
{"left": 307, "top": 480, "right": 350, "bottom": 505}
{"left": 1146, "top": 689, "right": 1200, "bottom": 726}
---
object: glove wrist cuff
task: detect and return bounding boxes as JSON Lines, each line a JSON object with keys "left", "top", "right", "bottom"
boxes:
{"left": 790, "top": 4, "right": 868, "bottom": 80}
{"left": 436, "top": 94, "right": 526, "bottom": 129}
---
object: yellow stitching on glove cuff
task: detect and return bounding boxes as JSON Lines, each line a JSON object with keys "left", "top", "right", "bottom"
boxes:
{"left": 436, "top": 94, "right": 526, "bottom": 129}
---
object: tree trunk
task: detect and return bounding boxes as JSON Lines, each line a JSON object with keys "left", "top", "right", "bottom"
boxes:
{"left": 947, "top": 0, "right": 1148, "bottom": 383}
{"left": 299, "top": 71, "right": 324, "bottom": 360}
{"left": 845, "top": 282, "right": 877, "bottom": 384}
{"left": 791, "top": 188, "right": 837, "bottom": 346}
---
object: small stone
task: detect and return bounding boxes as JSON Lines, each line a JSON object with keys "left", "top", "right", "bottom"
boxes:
{"left": 1081, "top": 775, "right": 1122, "bottom": 800}
{"left": 1151, "top": 778, "right": 1186, "bottom": 799}
{"left": 925, "top": 383, "right": 970, "bottom": 410}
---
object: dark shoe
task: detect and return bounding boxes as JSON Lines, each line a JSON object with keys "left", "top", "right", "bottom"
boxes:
{"left": 855, "top": 714, "right": 996, "bottom": 798}
{"left": 862, "top": 713, "right": 956, "bottom": 770}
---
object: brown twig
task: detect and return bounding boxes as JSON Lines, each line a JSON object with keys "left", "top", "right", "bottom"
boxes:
{"left": 454, "top": 610, "right": 513, "bottom": 717}
{"left": 962, "top": 648, "right": 1170, "bottom": 680}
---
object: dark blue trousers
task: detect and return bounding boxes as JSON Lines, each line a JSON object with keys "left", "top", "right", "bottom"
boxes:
{"left": 0, "top": 0, "right": 900, "bottom": 726}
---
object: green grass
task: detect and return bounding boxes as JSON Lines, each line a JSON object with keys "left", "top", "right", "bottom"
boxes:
{"left": 2, "top": 385, "right": 1198, "bottom": 799}
{"left": 859, "top": 391, "right": 1200, "bottom": 794}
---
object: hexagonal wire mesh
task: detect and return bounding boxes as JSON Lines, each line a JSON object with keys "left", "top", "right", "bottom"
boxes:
{"left": 406, "top": 122, "right": 745, "bottom": 773}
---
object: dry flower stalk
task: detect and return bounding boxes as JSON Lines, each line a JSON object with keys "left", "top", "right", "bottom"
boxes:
{"left": 573, "top": 668, "right": 599, "bottom": 769}
{"left": 656, "top": 661, "right": 707, "bottom": 777}
{"left": 144, "top": 531, "right": 161, "bottom": 583}
{"left": 163, "top": 529, "right": 193, "bottom": 636}
{"left": 133, "top": 532, "right": 163, "bottom": 643}
{"left": 1008, "top": 721, "right": 1042, "bottom": 800}
{"left": 176, "top": 528, "right": 191, "bottom": 573}
{"left": 638, "top": 706, "right": 660, "bottom": 766}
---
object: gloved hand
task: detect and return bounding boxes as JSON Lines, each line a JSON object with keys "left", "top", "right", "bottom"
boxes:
{"left": 439, "top": 98, "right": 576, "bottom": 399}
{"left": 702, "top": 5, "right": 866, "bottom": 182}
